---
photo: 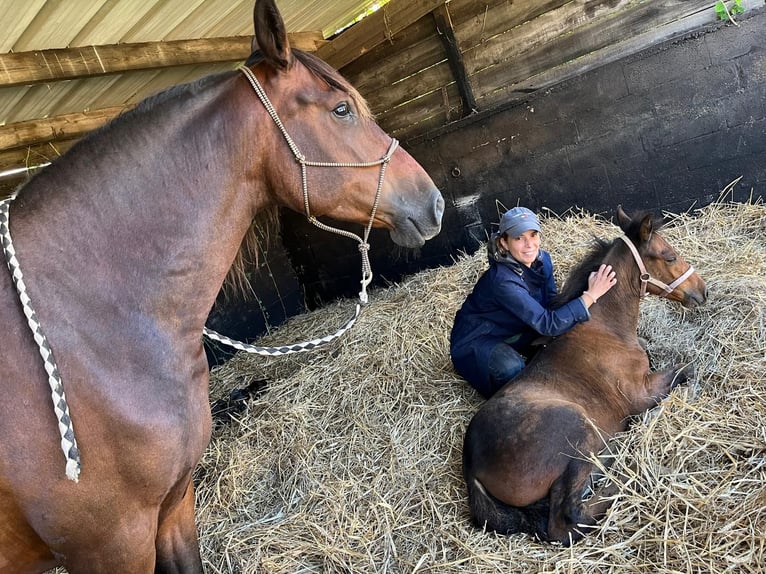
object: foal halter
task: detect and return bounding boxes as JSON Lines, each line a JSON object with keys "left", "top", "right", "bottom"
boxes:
{"left": 619, "top": 235, "right": 695, "bottom": 298}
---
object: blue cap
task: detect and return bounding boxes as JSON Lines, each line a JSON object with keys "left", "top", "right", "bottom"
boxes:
{"left": 498, "top": 207, "right": 541, "bottom": 237}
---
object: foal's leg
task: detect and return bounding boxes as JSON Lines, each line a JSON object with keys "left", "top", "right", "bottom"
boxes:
{"left": 546, "top": 455, "right": 606, "bottom": 545}
{"left": 640, "top": 364, "right": 693, "bottom": 410}
{"left": 155, "top": 478, "right": 204, "bottom": 574}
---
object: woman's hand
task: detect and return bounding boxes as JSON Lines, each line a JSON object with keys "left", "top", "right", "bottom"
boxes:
{"left": 583, "top": 264, "right": 617, "bottom": 306}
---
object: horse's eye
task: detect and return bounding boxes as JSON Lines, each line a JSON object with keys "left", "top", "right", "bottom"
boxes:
{"left": 665, "top": 257, "right": 677, "bottom": 264}
{"left": 333, "top": 102, "right": 351, "bottom": 118}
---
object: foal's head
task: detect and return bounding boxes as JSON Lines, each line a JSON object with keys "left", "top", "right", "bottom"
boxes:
{"left": 617, "top": 207, "right": 707, "bottom": 308}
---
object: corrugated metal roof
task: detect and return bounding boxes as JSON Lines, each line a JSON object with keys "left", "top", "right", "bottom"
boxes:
{"left": 0, "top": 0, "right": 385, "bottom": 126}
{"left": 0, "top": 0, "right": 392, "bottom": 183}
{"left": 2, "top": 0, "right": 383, "bottom": 50}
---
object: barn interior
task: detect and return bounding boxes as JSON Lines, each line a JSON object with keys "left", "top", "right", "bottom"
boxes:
{"left": 2, "top": 4, "right": 765, "bottom": 570}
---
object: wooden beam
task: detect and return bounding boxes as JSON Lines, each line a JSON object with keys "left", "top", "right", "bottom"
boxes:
{"left": 317, "top": 0, "right": 446, "bottom": 70}
{"left": 0, "top": 139, "right": 77, "bottom": 174}
{"left": 0, "top": 106, "right": 130, "bottom": 152}
{"left": 0, "top": 32, "right": 325, "bottom": 88}
{"left": 432, "top": 4, "right": 477, "bottom": 116}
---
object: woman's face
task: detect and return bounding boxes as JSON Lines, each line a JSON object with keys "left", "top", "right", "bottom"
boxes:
{"left": 499, "top": 229, "right": 541, "bottom": 267}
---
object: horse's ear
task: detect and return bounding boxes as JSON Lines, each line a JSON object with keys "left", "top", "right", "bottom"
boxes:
{"left": 253, "top": 0, "right": 292, "bottom": 71}
{"left": 638, "top": 213, "right": 654, "bottom": 242}
{"left": 616, "top": 205, "right": 631, "bottom": 232}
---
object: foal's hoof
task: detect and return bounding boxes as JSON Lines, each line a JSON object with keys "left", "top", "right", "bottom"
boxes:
{"left": 671, "top": 364, "right": 694, "bottom": 388}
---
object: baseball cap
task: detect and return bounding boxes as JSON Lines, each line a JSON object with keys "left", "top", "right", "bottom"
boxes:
{"left": 498, "top": 207, "right": 541, "bottom": 237}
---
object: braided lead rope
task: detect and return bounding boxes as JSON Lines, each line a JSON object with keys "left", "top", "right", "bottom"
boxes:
{"left": 203, "top": 303, "right": 361, "bottom": 356}
{"left": 0, "top": 198, "right": 81, "bottom": 481}
{"left": 238, "top": 65, "right": 398, "bottom": 304}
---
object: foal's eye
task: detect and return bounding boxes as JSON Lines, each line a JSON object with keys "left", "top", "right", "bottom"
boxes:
{"left": 333, "top": 102, "right": 352, "bottom": 118}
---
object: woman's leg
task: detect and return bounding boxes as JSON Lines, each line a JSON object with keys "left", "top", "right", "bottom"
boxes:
{"left": 486, "top": 343, "right": 526, "bottom": 397}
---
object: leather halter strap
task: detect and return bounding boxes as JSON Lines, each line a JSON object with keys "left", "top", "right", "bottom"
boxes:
{"left": 619, "top": 235, "right": 695, "bottom": 298}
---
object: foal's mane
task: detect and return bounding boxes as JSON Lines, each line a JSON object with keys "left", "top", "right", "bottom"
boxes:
{"left": 552, "top": 211, "right": 666, "bottom": 308}
{"left": 552, "top": 237, "right": 612, "bottom": 308}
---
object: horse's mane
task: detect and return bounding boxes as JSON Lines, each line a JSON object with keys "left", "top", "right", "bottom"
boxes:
{"left": 552, "top": 237, "right": 613, "bottom": 308}
{"left": 222, "top": 205, "right": 280, "bottom": 303}
{"left": 552, "top": 211, "right": 666, "bottom": 308}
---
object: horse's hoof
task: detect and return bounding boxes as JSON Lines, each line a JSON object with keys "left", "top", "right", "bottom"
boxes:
{"left": 671, "top": 364, "right": 694, "bottom": 388}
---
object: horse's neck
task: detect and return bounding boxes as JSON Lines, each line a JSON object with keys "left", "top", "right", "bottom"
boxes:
{"left": 590, "top": 245, "right": 643, "bottom": 336}
{"left": 14, "top": 74, "right": 265, "bottom": 338}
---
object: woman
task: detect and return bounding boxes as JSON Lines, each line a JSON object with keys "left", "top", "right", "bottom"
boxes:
{"left": 450, "top": 206, "right": 616, "bottom": 398}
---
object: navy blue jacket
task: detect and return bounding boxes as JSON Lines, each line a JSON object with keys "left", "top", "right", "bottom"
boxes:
{"left": 450, "top": 247, "right": 589, "bottom": 392}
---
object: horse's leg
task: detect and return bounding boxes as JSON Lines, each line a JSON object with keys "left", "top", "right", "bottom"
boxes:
{"left": 0, "top": 490, "right": 57, "bottom": 574}
{"left": 154, "top": 478, "right": 203, "bottom": 574}
{"left": 57, "top": 512, "right": 158, "bottom": 574}
{"left": 640, "top": 364, "right": 693, "bottom": 410}
{"left": 546, "top": 455, "right": 607, "bottom": 545}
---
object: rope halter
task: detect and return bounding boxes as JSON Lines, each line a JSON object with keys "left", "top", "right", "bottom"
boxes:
{"left": 238, "top": 65, "right": 399, "bottom": 304}
{"left": 619, "top": 235, "right": 695, "bottom": 298}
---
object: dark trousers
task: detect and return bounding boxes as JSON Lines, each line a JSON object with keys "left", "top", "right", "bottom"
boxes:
{"left": 484, "top": 342, "right": 526, "bottom": 398}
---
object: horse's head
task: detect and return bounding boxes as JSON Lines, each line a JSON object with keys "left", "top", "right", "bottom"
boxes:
{"left": 246, "top": 0, "right": 443, "bottom": 248}
{"left": 617, "top": 207, "right": 708, "bottom": 308}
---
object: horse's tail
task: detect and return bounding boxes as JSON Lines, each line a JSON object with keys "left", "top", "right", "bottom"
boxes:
{"left": 463, "top": 435, "right": 549, "bottom": 538}
{"left": 464, "top": 474, "right": 548, "bottom": 538}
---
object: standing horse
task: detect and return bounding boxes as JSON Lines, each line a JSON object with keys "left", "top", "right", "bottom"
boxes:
{"left": 462, "top": 207, "right": 707, "bottom": 545}
{"left": 0, "top": 1, "right": 443, "bottom": 572}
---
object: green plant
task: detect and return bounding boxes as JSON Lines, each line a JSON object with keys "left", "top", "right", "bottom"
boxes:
{"left": 715, "top": 0, "right": 745, "bottom": 23}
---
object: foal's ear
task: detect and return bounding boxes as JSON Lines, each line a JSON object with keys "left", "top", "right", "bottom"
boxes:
{"left": 638, "top": 213, "right": 654, "bottom": 242}
{"left": 616, "top": 205, "right": 631, "bottom": 232}
{"left": 253, "top": 0, "right": 292, "bottom": 71}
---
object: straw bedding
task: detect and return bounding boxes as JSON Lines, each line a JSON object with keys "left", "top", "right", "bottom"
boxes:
{"left": 198, "top": 194, "right": 766, "bottom": 573}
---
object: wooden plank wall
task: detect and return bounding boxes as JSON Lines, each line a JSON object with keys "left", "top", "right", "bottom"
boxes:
{"left": 340, "top": 0, "right": 763, "bottom": 142}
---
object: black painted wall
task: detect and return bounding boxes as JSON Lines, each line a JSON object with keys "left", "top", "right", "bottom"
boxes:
{"left": 208, "top": 9, "right": 766, "bottom": 359}
{"left": 409, "top": 9, "right": 766, "bottom": 258}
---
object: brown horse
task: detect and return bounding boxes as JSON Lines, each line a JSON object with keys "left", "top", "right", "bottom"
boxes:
{"left": 0, "top": 1, "right": 443, "bottom": 572}
{"left": 462, "top": 207, "right": 707, "bottom": 545}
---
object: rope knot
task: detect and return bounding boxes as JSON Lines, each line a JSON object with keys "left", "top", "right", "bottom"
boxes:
{"left": 358, "top": 242, "right": 370, "bottom": 254}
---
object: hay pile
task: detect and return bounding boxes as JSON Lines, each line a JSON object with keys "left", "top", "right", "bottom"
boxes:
{"left": 197, "top": 196, "right": 766, "bottom": 573}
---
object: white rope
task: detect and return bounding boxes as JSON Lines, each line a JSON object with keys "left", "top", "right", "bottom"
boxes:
{"left": 1, "top": 198, "right": 81, "bottom": 481}
{"left": 204, "top": 304, "right": 361, "bottom": 356}
{"left": 203, "top": 65, "right": 401, "bottom": 356}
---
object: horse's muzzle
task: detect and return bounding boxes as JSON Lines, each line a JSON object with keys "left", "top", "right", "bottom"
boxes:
{"left": 683, "top": 286, "right": 708, "bottom": 308}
